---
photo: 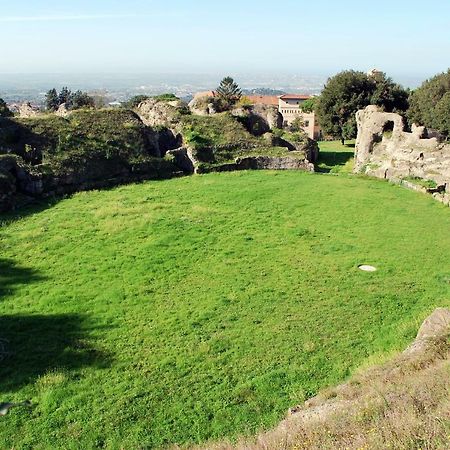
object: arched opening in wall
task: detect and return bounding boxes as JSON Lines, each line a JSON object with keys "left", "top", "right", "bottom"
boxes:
{"left": 402, "top": 119, "right": 412, "bottom": 132}
{"left": 382, "top": 121, "right": 395, "bottom": 138}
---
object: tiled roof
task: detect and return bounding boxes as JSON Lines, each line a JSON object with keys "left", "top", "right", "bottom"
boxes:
{"left": 279, "top": 94, "right": 311, "bottom": 100}
{"left": 193, "top": 90, "right": 216, "bottom": 99}
{"left": 245, "top": 95, "right": 279, "bottom": 106}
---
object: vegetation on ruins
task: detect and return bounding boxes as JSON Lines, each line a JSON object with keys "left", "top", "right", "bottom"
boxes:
{"left": 408, "top": 69, "right": 450, "bottom": 137}
{"left": 152, "top": 93, "right": 179, "bottom": 102}
{"left": 0, "top": 164, "right": 448, "bottom": 448}
{"left": 124, "top": 94, "right": 151, "bottom": 109}
{"left": 0, "top": 108, "right": 177, "bottom": 208}
{"left": 317, "top": 70, "right": 408, "bottom": 143}
{"left": 124, "top": 93, "right": 179, "bottom": 109}
{"left": 179, "top": 111, "right": 315, "bottom": 170}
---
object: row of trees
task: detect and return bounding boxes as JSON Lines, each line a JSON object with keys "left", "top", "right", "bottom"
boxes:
{"left": 45, "top": 87, "right": 95, "bottom": 111}
{"left": 315, "top": 69, "right": 450, "bottom": 142}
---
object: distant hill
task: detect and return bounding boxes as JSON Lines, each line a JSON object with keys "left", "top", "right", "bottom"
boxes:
{"left": 242, "top": 88, "right": 286, "bottom": 96}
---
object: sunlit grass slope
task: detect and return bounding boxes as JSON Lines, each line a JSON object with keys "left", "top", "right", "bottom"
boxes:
{"left": 0, "top": 170, "right": 449, "bottom": 448}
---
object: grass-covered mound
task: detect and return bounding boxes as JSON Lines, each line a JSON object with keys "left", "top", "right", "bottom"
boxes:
{"left": 0, "top": 109, "right": 154, "bottom": 163}
{"left": 180, "top": 113, "right": 313, "bottom": 169}
{"left": 0, "top": 109, "right": 178, "bottom": 209}
{"left": 317, "top": 140, "right": 355, "bottom": 173}
{"left": 0, "top": 171, "right": 449, "bottom": 448}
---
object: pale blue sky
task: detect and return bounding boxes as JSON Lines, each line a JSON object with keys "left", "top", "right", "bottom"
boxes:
{"left": 1, "top": 0, "right": 449, "bottom": 78}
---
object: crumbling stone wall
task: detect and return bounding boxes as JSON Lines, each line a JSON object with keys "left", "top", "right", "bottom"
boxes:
{"left": 354, "top": 105, "right": 450, "bottom": 206}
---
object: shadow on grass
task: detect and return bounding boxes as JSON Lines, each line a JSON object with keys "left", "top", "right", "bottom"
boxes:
{"left": 0, "top": 313, "right": 111, "bottom": 391}
{"left": 316, "top": 151, "right": 355, "bottom": 173}
{"left": 0, "top": 258, "right": 46, "bottom": 299}
{"left": 0, "top": 197, "right": 60, "bottom": 227}
{"left": 0, "top": 258, "right": 111, "bottom": 390}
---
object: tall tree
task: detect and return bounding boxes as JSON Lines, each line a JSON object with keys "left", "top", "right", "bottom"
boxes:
{"left": 58, "top": 87, "right": 72, "bottom": 107}
{"left": 45, "top": 88, "right": 59, "bottom": 111}
{"left": 370, "top": 72, "right": 409, "bottom": 112}
{"left": 408, "top": 69, "right": 450, "bottom": 137}
{"left": 0, "top": 98, "right": 13, "bottom": 117}
{"left": 216, "top": 76, "right": 242, "bottom": 109}
{"left": 317, "top": 70, "right": 409, "bottom": 143}
{"left": 317, "top": 71, "right": 374, "bottom": 144}
{"left": 434, "top": 92, "right": 450, "bottom": 137}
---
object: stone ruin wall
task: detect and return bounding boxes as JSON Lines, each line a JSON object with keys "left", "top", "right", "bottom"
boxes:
{"left": 354, "top": 105, "right": 450, "bottom": 206}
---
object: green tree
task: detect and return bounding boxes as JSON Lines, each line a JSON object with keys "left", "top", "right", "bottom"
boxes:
{"left": 71, "top": 90, "right": 95, "bottom": 109}
{"left": 58, "top": 87, "right": 72, "bottom": 107}
{"left": 434, "top": 91, "right": 450, "bottom": 137}
{"left": 317, "top": 70, "right": 409, "bottom": 143}
{"left": 45, "top": 88, "right": 59, "bottom": 111}
{"left": 408, "top": 69, "right": 450, "bottom": 137}
{"left": 289, "top": 116, "right": 305, "bottom": 132}
{"left": 317, "top": 71, "right": 374, "bottom": 144}
{"left": 0, "top": 98, "right": 13, "bottom": 117}
{"left": 300, "top": 96, "right": 319, "bottom": 113}
{"left": 370, "top": 72, "right": 409, "bottom": 112}
{"left": 216, "top": 76, "right": 242, "bottom": 109}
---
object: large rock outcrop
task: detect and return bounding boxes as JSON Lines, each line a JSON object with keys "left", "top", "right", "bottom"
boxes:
{"left": 354, "top": 106, "right": 450, "bottom": 205}
{"left": 232, "top": 104, "right": 283, "bottom": 135}
{"left": 263, "top": 132, "right": 319, "bottom": 163}
{"left": 135, "top": 99, "right": 184, "bottom": 156}
{"left": 188, "top": 95, "right": 221, "bottom": 116}
{"left": 0, "top": 154, "right": 43, "bottom": 211}
{"left": 193, "top": 153, "right": 314, "bottom": 174}
{"left": 55, "top": 103, "right": 70, "bottom": 118}
{"left": 18, "top": 102, "right": 39, "bottom": 118}
{"left": 136, "top": 98, "right": 185, "bottom": 130}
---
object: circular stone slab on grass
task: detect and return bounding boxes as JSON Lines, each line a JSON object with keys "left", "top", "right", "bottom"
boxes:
{"left": 358, "top": 264, "right": 377, "bottom": 272}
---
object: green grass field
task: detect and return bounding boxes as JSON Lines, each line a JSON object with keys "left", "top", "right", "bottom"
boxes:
{"left": 0, "top": 165, "right": 449, "bottom": 448}
{"left": 317, "top": 140, "right": 355, "bottom": 173}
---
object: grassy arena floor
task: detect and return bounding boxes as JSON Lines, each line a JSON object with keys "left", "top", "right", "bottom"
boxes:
{"left": 0, "top": 169, "right": 449, "bottom": 448}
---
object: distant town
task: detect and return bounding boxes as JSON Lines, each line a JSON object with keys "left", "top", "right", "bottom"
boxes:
{"left": 0, "top": 72, "right": 425, "bottom": 107}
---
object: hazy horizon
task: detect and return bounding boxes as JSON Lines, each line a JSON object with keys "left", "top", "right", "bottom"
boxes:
{"left": 0, "top": 71, "right": 431, "bottom": 104}
{"left": 1, "top": 0, "right": 449, "bottom": 77}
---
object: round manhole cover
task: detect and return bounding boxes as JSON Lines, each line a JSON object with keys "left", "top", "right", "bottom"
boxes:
{"left": 358, "top": 265, "right": 377, "bottom": 272}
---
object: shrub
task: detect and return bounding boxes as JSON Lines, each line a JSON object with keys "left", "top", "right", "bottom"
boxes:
{"left": 289, "top": 117, "right": 305, "bottom": 133}
{"left": 153, "top": 93, "right": 179, "bottom": 102}
{"left": 124, "top": 95, "right": 151, "bottom": 109}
